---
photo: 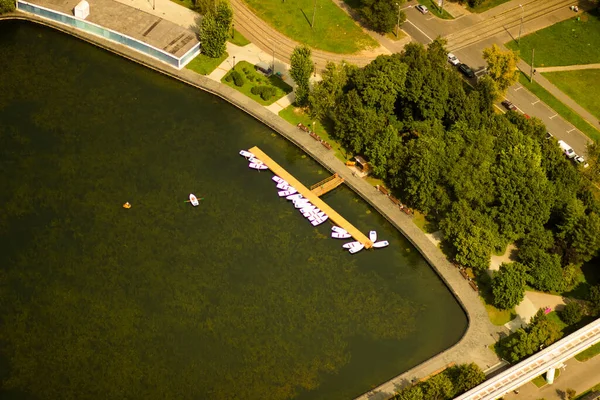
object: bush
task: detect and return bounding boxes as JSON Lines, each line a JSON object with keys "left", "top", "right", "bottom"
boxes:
{"left": 231, "top": 70, "right": 244, "bottom": 87}
{"left": 250, "top": 86, "right": 277, "bottom": 101}
{"left": 589, "top": 284, "right": 600, "bottom": 315}
{"left": 0, "top": 0, "right": 16, "bottom": 14}
{"left": 468, "top": 0, "right": 484, "bottom": 7}
{"left": 224, "top": 74, "right": 233, "bottom": 82}
{"left": 559, "top": 302, "right": 583, "bottom": 325}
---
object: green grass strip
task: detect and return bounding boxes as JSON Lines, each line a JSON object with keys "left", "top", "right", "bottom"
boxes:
{"left": 575, "top": 342, "right": 600, "bottom": 362}
{"left": 229, "top": 29, "right": 251, "bottom": 47}
{"left": 418, "top": 0, "right": 453, "bottom": 19}
{"left": 543, "top": 70, "right": 600, "bottom": 121}
{"left": 517, "top": 72, "right": 600, "bottom": 142}
{"left": 467, "top": 0, "right": 510, "bottom": 13}
{"left": 186, "top": 52, "right": 228, "bottom": 76}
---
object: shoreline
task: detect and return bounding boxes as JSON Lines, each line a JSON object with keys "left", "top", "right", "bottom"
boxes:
{"left": 0, "top": 13, "right": 503, "bottom": 399}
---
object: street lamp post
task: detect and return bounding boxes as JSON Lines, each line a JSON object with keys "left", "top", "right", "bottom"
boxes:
{"left": 233, "top": 55, "right": 236, "bottom": 68}
{"left": 395, "top": 3, "right": 400, "bottom": 38}
{"left": 311, "top": 0, "right": 317, "bottom": 29}
{"left": 232, "top": 23, "right": 235, "bottom": 39}
{"left": 518, "top": 4, "right": 524, "bottom": 44}
{"left": 314, "top": 62, "right": 317, "bottom": 78}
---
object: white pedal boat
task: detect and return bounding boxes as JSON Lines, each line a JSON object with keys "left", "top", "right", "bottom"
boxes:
{"left": 307, "top": 212, "right": 326, "bottom": 220}
{"left": 332, "top": 231, "right": 352, "bottom": 239}
{"left": 272, "top": 176, "right": 285, "bottom": 184}
{"left": 294, "top": 200, "right": 311, "bottom": 209}
{"left": 373, "top": 240, "right": 389, "bottom": 248}
{"left": 302, "top": 208, "right": 321, "bottom": 216}
{"left": 189, "top": 193, "right": 199, "bottom": 207}
{"left": 349, "top": 243, "right": 365, "bottom": 254}
{"left": 299, "top": 205, "right": 316, "bottom": 213}
{"left": 239, "top": 150, "right": 255, "bottom": 158}
{"left": 286, "top": 193, "right": 303, "bottom": 201}
{"left": 249, "top": 163, "right": 268, "bottom": 170}
{"left": 342, "top": 241, "right": 361, "bottom": 249}
{"left": 332, "top": 226, "right": 348, "bottom": 234}
{"left": 249, "top": 157, "right": 263, "bottom": 164}
{"left": 278, "top": 189, "right": 297, "bottom": 197}
{"left": 369, "top": 230, "right": 377, "bottom": 242}
{"left": 311, "top": 217, "right": 327, "bottom": 226}
{"left": 276, "top": 182, "right": 290, "bottom": 190}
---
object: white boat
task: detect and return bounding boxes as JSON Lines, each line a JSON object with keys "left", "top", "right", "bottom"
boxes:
{"left": 349, "top": 243, "right": 365, "bottom": 254}
{"left": 300, "top": 205, "right": 316, "bottom": 213}
{"left": 332, "top": 226, "right": 347, "bottom": 234}
{"left": 278, "top": 189, "right": 297, "bottom": 197}
{"left": 369, "top": 230, "right": 377, "bottom": 242}
{"left": 342, "top": 241, "right": 361, "bottom": 249}
{"left": 239, "top": 150, "right": 255, "bottom": 158}
{"left": 294, "top": 200, "right": 311, "bottom": 209}
{"left": 373, "top": 240, "right": 389, "bottom": 248}
{"left": 249, "top": 157, "right": 263, "bottom": 164}
{"left": 276, "top": 182, "right": 290, "bottom": 190}
{"left": 272, "top": 176, "right": 284, "bottom": 184}
{"left": 189, "top": 193, "right": 199, "bottom": 207}
{"left": 311, "top": 218, "right": 327, "bottom": 226}
{"left": 249, "top": 163, "right": 268, "bottom": 170}
{"left": 286, "top": 194, "right": 303, "bottom": 201}
{"left": 302, "top": 209, "right": 321, "bottom": 217}
{"left": 308, "top": 212, "right": 326, "bottom": 220}
{"left": 332, "top": 232, "right": 352, "bottom": 239}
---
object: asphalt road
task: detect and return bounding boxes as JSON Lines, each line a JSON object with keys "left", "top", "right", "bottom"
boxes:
{"left": 400, "top": 1, "right": 592, "bottom": 156}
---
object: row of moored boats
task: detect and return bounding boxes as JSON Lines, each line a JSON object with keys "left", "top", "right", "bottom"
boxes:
{"left": 240, "top": 149, "right": 389, "bottom": 254}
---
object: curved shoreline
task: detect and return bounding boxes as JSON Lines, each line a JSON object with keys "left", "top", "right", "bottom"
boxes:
{"left": 0, "top": 13, "right": 502, "bottom": 399}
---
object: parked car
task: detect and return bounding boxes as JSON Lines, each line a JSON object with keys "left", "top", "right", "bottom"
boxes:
{"left": 415, "top": 4, "right": 429, "bottom": 14}
{"left": 458, "top": 63, "right": 475, "bottom": 78}
{"left": 501, "top": 100, "right": 518, "bottom": 111}
{"left": 447, "top": 53, "right": 460, "bottom": 66}
{"left": 558, "top": 140, "right": 576, "bottom": 158}
{"left": 574, "top": 155, "right": 590, "bottom": 168}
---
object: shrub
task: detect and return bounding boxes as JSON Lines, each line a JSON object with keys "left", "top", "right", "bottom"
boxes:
{"left": 231, "top": 70, "right": 244, "bottom": 87}
{"left": 260, "top": 87, "right": 276, "bottom": 101}
{"left": 224, "top": 73, "right": 233, "bottom": 82}
{"left": 0, "top": 0, "right": 16, "bottom": 14}
{"left": 559, "top": 302, "right": 583, "bottom": 325}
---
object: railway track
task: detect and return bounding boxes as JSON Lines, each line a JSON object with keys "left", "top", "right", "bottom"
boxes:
{"left": 446, "top": 0, "right": 577, "bottom": 51}
{"left": 230, "top": 0, "right": 382, "bottom": 71}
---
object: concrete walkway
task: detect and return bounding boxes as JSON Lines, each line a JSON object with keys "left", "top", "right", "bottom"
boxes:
{"left": 518, "top": 60, "right": 600, "bottom": 133}
{"left": 502, "top": 355, "right": 600, "bottom": 400}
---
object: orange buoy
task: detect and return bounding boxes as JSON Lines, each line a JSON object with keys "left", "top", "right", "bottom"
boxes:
{"left": 123, "top": 202, "right": 131, "bottom": 209}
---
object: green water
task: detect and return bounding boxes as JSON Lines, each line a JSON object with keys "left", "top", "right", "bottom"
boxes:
{"left": 0, "top": 21, "right": 467, "bottom": 400}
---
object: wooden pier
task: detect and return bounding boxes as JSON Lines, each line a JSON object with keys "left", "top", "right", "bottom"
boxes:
{"left": 310, "top": 173, "right": 344, "bottom": 197}
{"left": 248, "top": 146, "right": 373, "bottom": 249}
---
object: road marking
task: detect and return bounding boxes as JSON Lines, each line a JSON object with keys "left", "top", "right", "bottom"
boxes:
{"left": 532, "top": 100, "right": 540, "bottom": 105}
{"left": 567, "top": 128, "right": 576, "bottom": 133}
{"left": 549, "top": 114, "right": 558, "bottom": 119}
{"left": 514, "top": 87, "right": 523, "bottom": 91}
{"left": 405, "top": 20, "right": 433, "bottom": 42}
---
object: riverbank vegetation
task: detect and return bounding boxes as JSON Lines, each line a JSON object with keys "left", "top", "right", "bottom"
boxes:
{"left": 304, "top": 38, "right": 600, "bottom": 310}
{"left": 393, "top": 363, "right": 485, "bottom": 400}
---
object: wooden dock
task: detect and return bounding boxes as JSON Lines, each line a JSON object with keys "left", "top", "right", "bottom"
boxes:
{"left": 248, "top": 146, "right": 373, "bottom": 249}
{"left": 310, "top": 173, "right": 344, "bottom": 197}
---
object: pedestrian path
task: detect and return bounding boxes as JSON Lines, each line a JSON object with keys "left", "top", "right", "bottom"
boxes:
{"left": 518, "top": 60, "right": 600, "bottom": 133}
{"left": 536, "top": 63, "right": 600, "bottom": 73}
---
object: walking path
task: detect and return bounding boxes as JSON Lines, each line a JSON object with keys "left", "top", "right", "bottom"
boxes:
{"left": 502, "top": 355, "right": 600, "bottom": 400}
{"left": 536, "top": 63, "right": 600, "bottom": 73}
{"left": 518, "top": 60, "right": 600, "bottom": 132}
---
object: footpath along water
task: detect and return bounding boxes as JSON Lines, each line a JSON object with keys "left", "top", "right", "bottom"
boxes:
{"left": 0, "top": 20, "right": 467, "bottom": 400}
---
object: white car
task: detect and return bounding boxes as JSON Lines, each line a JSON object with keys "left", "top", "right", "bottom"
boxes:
{"left": 447, "top": 53, "right": 460, "bottom": 66}
{"left": 415, "top": 4, "right": 429, "bottom": 14}
{"left": 574, "top": 155, "right": 590, "bottom": 168}
{"left": 558, "top": 140, "right": 576, "bottom": 159}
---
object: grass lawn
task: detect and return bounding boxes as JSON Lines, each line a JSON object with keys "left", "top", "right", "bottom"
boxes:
{"left": 186, "top": 52, "right": 228, "bottom": 75}
{"left": 481, "top": 298, "right": 516, "bottom": 326}
{"left": 229, "top": 29, "right": 251, "bottom": 47}
{"left": 532, "top": 369, "right": 561, "bottom": 388}
{"left": 543, "top": 69, "right": 600, "bottom": 121}
{"left": 278, "top": 105, "right": 348, "bottom": 162}
{"left": 467, "top": 0, "right": 510, "bottom": 13}
{"left": 575, "top": 342, "right": 600, "bottom": 362}
{"left": 574, "top": 382, "right": 600, "bottom": 400}
{"left": 419, "top": 0, "right": 453, "bottom": 19}
{"left": 506, "top": 10, "right": 600, "bottom": 67}
{"left": 517, "top": 72, "right": 600, "bottom": 142}
{"left": 412, "top": 211, "right": 439, "bottom": 234}
{"left": 169, "top": 0, "right": 194, "bottom": 10}
{"left": 242, "top": 0, "right": 377, "bottom": 54}
{"left": 222, "top": 61, "right": 292, "bottom": 106}
{"left": 385, "top": 29, "right": 408, "bottom": 41}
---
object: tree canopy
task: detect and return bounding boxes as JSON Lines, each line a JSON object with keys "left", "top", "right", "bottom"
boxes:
{"left": 492, "top": 262, "right": 527, "bottom": 309}
{"left": 482, "top": 44, "right": 519, "bottom": 96}
{"left": 0, "top": 0, "right": 15, "bottom": 14}
{"left": 290, "top": 45, "right": 314, "bottom": 106}
{"left": 199, "top": 2, "right": 232, "bottom": 58}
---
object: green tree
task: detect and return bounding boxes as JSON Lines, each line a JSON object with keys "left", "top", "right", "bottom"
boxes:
{"left": 290, "top": 45, "right": 314, "bottom": 106}
{"left": 492, "top": 262, "right": 527, "bottom": 309}
{"left": 421, "top": 373, "right": 454, "bottom": 400}
{"left": 360, "top": 0, "right": 405, "bottom": 33}
{"left": 559, "top": 302, "right": 583, "bottom": 325}
{"left": 527, "top": 252, "right": 564, "bottom": 293}
{"left": 449, "top": 363, "right": 485, "bottom": 395}
{"left": 502, "top": 309, "right": 562, "bottom": 362}
{"left": 395, "top": 385, "right": 424, "bottom": 400}
{"left": 0, "top": 0, "right": 15, "bottom": 14}
{"left": 191, "top": 0, "right": 218, "bottom": 14}
{"left": 589, "top": 284, "right": 600, "bottom": 315}
{"left": 570, "top": 212, "right": 600, "bottom": 264}
{"left": 308, "top": 62, "right": 349, "bottom": 120}
{"left": 199, "top": 2, "right": 232, "bottom": 58}
{"left": 482, "top": 44, "right": 519, "bottom": 96}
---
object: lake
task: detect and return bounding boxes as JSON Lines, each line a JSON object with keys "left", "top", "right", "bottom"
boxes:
{"left": 0, "top": 20, "right": 467, "bottom": 400}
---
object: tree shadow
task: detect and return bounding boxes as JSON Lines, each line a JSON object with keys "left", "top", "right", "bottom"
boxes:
{"left": 300, "top": 8, "right": 313, "bottom": 28}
